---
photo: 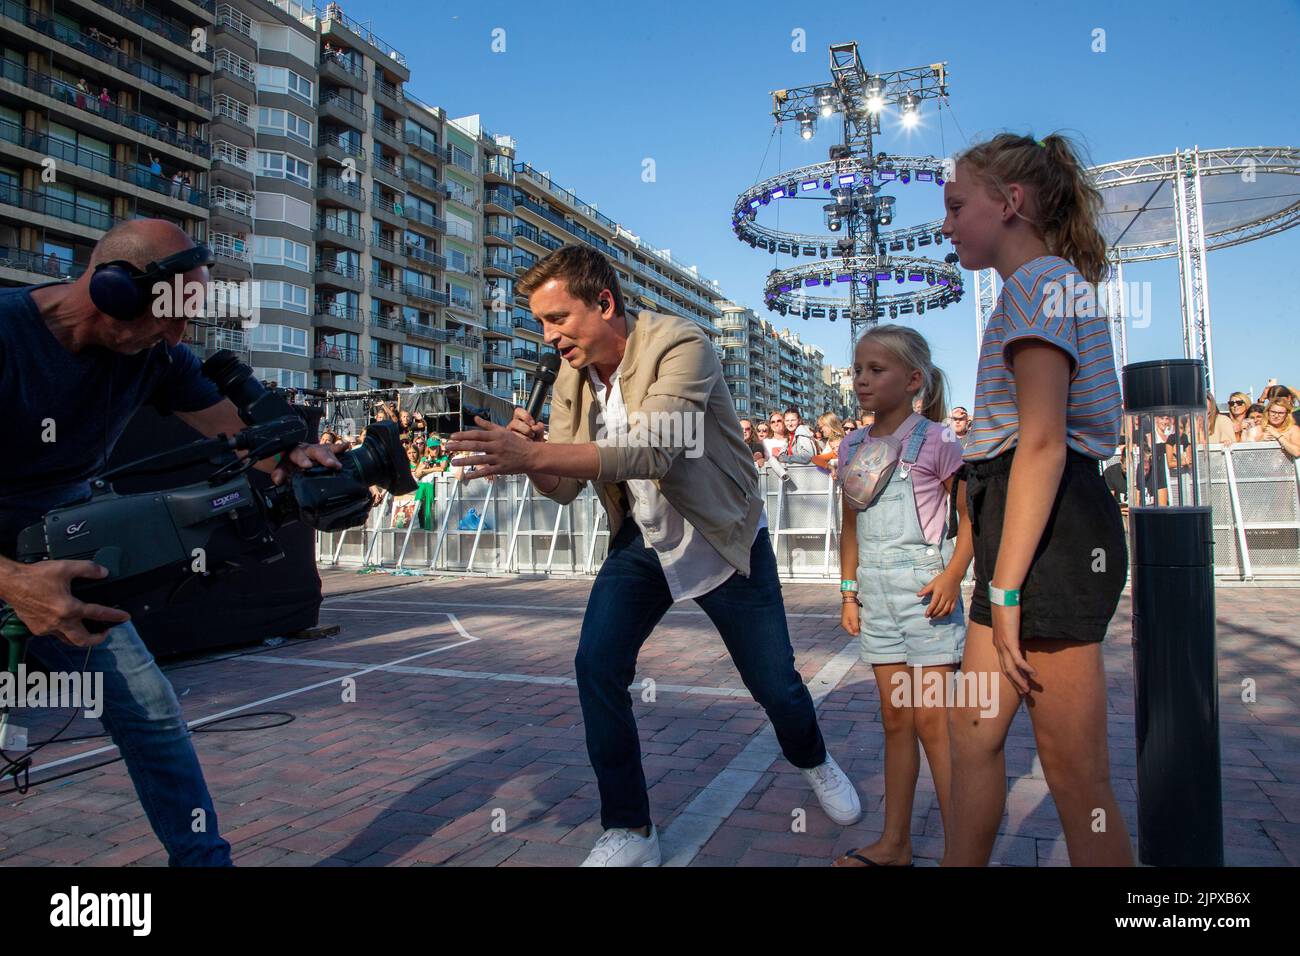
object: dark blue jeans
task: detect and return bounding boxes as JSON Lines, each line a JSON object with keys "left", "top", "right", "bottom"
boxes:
{"left": 575, "top": 519, "right": 827, "bottom": 829}
{"left": 29, "top": 622, "right": 233, "bottom": 866}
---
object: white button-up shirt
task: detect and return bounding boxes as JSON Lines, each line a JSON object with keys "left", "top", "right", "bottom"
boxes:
{"left": 588, "top": 363, "right": 766, "bottom": 602}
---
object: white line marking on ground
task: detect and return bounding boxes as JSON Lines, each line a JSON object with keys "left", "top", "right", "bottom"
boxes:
{"left": 660, "top": 636, "right": 862, "bottom": 867}
{"left": 234, "top": 654, "right": 751, "bottom": 698}
{"left": 326, "top": 597, "right": 841, "bottom": 620}
{"left": 27, "top": 616, "right": 479, "bottom": 776}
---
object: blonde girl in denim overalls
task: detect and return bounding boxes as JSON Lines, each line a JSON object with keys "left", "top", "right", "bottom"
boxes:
{"left": 833, "top": 325, "right": 973, "bottom": 868}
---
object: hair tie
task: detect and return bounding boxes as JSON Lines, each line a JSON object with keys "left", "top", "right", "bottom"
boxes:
{"left": 1034, "top": 138, "right": 1047, "bottom": 148}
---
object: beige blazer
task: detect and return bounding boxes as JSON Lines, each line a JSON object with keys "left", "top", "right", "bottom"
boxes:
{"left": 538, "top": 310, "right": 765, "bottom": 576}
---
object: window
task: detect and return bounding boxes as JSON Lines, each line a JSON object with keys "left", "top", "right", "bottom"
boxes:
{"left": 255, "top": 65, "right": 313, "bottom": 104}
{"left": 250, "top": 324, "right": 308, "bottom": 356}
{"left": 253, "top": 235, "right": 309, "bottom": 271}
{"left": 445, "top": 248, "right": 472, "bottom": 274}
{"left": 253, "top": 191, "right": 312, "bottom": 229}
{"left": 258, "top": 107, "right": 312, "bottom": 146}
{"left": 403, "top": 345, "right": 434, "bottom": 368}
{"left": 257, "top": 25, "right": 316, "bottom": 67}
{"left": 253, "top": 367, "right": 308, "bottom": 390}
{"left": 257, "top": 150, "right": 311, "bottom": 187}
{"left": 257, "top": 280, "right": 309, "bottom": 314}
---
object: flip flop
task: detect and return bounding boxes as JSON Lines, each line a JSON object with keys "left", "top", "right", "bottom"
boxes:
{"left": 833, "top": 851, "right": 913, "bottom": 867}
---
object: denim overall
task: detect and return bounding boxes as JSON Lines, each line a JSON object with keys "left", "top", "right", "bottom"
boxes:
{"left": 856, "top": 418, "right": 966, "bottom": 666}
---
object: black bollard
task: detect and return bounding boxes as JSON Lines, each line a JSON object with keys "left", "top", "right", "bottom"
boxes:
{"left": 1123, "top": 358, "right": 1223, "bottom": 866}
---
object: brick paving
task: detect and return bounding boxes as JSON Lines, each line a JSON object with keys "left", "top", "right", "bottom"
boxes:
{"left": 0, "top": 573, "right": 1296, "bottom": 867}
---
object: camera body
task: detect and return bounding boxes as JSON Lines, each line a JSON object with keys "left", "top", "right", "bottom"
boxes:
{"left": 17, "top": 351, "right": 415, "bottom": 625}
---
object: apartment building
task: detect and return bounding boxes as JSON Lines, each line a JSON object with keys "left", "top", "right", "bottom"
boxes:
{"left": 0, "top": 0, "right": 726, "bottom": 412}
{"left": 716, "top": 300, "right": 832, "bottom": 423}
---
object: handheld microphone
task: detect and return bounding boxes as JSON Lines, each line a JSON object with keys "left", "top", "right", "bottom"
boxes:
{"left": 527, "top": 352, "right": 562, "bottom": 422}
{"left": 944, "top": 252, "right": 960, "bottom": 264}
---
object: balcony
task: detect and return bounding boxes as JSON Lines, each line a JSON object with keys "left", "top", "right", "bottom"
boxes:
{"left": 320, "top": 50, "right": 367, "bottom": 91}
{"left": 403, "top": 321, "right": 441, "bottom": 342}
{"left": 0, "top": 119, "right": 207, "bottom": 208}
{"left": 369, "top": 310, "right": 407, "bottom": 342}
{"left": 484, "top": 316, "right": 512, "bottom": 338}
{"left": 312, "top": 300, "right": 365, "bottom": 334}
{"left": 447, "top": 330, "right": 482, "bottom": 349}
{"left": 368, "top": 353, "right": 404, "bottom": 377}
{"left": 370, "top": 192, "right": 404, "bottom": 225}
{"left": 88, "top": 0, "right": 214, "bottom": 60}
{"left": 319, "top": 92, "right": 365, "bottom": 128}
{"left": 512, "top": 313, "right": 543, "bottom": 335}
{"left": 482, "top": 348, "right": 512, "bottom": 368}
{"left": 444, "top": 219, "right": 475, "bottom": 243}
{"left": 318, "top": 131, "right": 364, "bottom": 168}
{"left": 369, "top": 233, "right": 405, "bottom": 265}
{"left": 404, "top": 167, "right": 442, "bottom": 198}
{"left": 0, "top": 184, "right": 116, "bottom": 231}
{"left": 209, "top": 185, "right": 254, "bottom": 224}
{"left": 406, "top": 207, "right": 446, "bottom": 233}
{"left": 186, "top": 327, "right": 250, "bottom": 363}
{"left": 211, "top": 140, "right": 254, "bottom": 183}
{"left": 484, "top": 251, "right": 514, "bottom": 275}
{"left": 0, "top": 245, "right": 86, "bottom": 280}
{"left": 484, "top": 153, "right": 514, "bottom": 183}
{"left": 446, "top": 145, "right": 476, "bottom": 174}
{"left": 403, "top": 128, "right": 440, "bottom": 159}
{"left": 371, "top": 154, "right": 404, "bottom": 190}
{"left": 405, "top": 244, "right": 446, "bottom": 270}
{"left": 513, "top": 253, "right": 537, "bottom": 273}
{"left": 312, "top": 343, "right": 362, "bottom": 373}
{"left": 210, "top": 233, "right": 251, "bottom": 271}
{"left": 0, "top": 2, "right": 212, "bottom": 109}
{"left": 512, "top": 346, "right": 540, "bottom": 364}
{"left": 316, "top": 214, "right": 365, "bottom": 249}
{"left": 446, "top": 291, "right": 476, "bottom": 315}
{"left": 371, "top": 114, "right": 401, "bottom": 148}
{"left": 484, "top": 188, "right": 515, "bottom": 213}
{"left": 0, "top": 59, "right": 210, "bottom": 156}
{"left": 214, "top": 49, "right": 256, "bottom": 91}
{"left": 214, "top": 4, "right": 254, "bottom": 44}
{"left": 317, "top": 174, "right": 365, "bottom": 210}
{"left": 314, "top": 257, "right": 365, "bottom": 292}
{"left": 212, "top": 94, "right": 252, "bottom": 131}
{"left": 404, "top": 283, "right": 449, "bottom": 307}
{"left": 373, "top": 77, "right": 403, "bottom": 109}
{"left": 320, "top": 4, "right": 407, "bottom": 66}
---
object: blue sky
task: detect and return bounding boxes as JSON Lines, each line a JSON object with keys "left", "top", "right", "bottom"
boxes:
{"left": 356, "top": 0, "right": 1298, "bottom": 408}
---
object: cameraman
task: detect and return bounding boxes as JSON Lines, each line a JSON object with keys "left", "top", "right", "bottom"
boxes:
{"left": 0, "top": 220, "right": 345, "bottom": 866}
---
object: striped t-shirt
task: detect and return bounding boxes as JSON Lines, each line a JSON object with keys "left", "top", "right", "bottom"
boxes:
{"left": 964, "top": 255, "right": 1122, "bottom": 462}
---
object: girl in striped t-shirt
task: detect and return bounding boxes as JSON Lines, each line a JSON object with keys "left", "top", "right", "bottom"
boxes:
{"left": 941, "top": 133, "right": 1132, "bottom": 867}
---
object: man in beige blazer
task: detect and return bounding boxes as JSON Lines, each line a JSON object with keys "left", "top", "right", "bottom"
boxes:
{"left": 446, "top": 245, "right": 860, "bottom": 866}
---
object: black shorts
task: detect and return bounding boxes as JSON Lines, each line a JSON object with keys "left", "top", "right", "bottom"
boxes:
{"left": 965, "top": 447, "right": 1127, "bottom": 643}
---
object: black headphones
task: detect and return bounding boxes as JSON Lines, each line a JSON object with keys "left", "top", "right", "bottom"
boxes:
{"left": 89, "top": 244, "right": 213, "bottom": 322}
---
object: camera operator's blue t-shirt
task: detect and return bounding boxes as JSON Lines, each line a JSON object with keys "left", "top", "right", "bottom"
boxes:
{"left": 0, "top": 284, "right": 222, "bottom": 557}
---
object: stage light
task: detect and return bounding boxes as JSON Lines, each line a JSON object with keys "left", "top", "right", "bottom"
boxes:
{"left": 827, "top": 218, "right": 841, "bottom": 232}
{"left": 918, "top": 233, "right": 932, "bottom": 246}
{"left": 900, "top": 93, "right": 920, "bottom": 128}
{"left": 879, "top": 168, "right": 897, "bottom": 181}
{"left": 822, "top": 178, "right": 832, "bottom": 189}
{"left": 749, "top": 198, "right": 761, "bottom": 210}
{"left": 938, "top": 276, "right": 950, "bottom": 286}
{"left": 822, "top": 277, "right": 832, "bottom": 286}
{"left": 828, "top": 309, "right": 836, "bottom": 322}
{"left": 778, "top": 283, "right": 792, "bottom": 292}
{"left": 770, "top": 187, "right": 786, "bottom": 199}
{"left": 819, "top": 246, "right": 829, "bottom": 258}
{"left": 890, "top": 305, "right": 898, "bottom": 318}
{"left": 900, "top": 169, "right": 911, "bottom": 183}
{"left": 837, "top": 173, "right": 856, "bottom": 186}
{"left": 878, "top": 243, "right": 887, "bottom": 257}
{"left": 916, "top": 170, "right": 933, "bottom": 182}
{"left": 933, "top": 231, "right": 944, "bottom": 244}
{"left": 865, "top": 76, "right": 886, "bottom": 113}
{"left": 791, "top": 245, "right": 799, "bottom": 257}
{"left": 935, "top": 172, "right": 945, "bottom": 185}
{"left": 818, "top": 89, "right": 835, "bottom": 118}
{"left": 906, "top": 237, "right": 915, "bottom": 251}
{"left": 917, "top": 301, "right": 925, "bottom": 314}
{"left": 760, "top": 194, "right": 770, "bottom": 205}
{"left": 875, "top": 270, "right": 891, "bottom": 280}
{"left": 895, "top": 269, "right": 905, "bottom": 283}
{"left": 926, "top": 270, "right": 936, "bottom": 284}
{"left": 909, "top": 270, "right": 924, "bottom": 281}
{"left": 889, "top": 240, "right": 904, "bottom": 252}
{"left": 797, "top": 110, "right": 816, "bottom": 140}
{"left": 836, "top": 274, "right": 852, "bottom": 282}
{"left": 800, "top": 180, "right": 818, "bottom": 192}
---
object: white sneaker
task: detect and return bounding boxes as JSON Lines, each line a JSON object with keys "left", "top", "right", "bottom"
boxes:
{"left": 580, "top": 825, "right": 661, "bottom": 867}
{"left": 802, "top": 755, "right": 862, "bottom": 825}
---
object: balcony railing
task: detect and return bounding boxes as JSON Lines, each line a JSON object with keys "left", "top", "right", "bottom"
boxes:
{"left": 512, "top": 346, "right": 540, "bottom": 363}
{"left": 406, "top": 208, "right": 446, "bottom": 232}
{"left": 0, "top": 246, "right": 86, "bottom": 279}
{"left": 372, "top": 115, "right": 399, "bottom": 140}
{"left": 210, "top": 234, "right": 251, "bottom": 264}
{"left": 371, "top": 193, "right": 401, "bottom": 217}
{"left": 320, "top": 50, "right": 366, "bottom": 82}
{"left": 446, "top": 146, "right": 475, "bottom": 174}
{"left": 317, "top": 215, "right": 364, "bottom": 241}
{"left": 404, "top": 168, "right": 441, "bottom": 193}
{"left": 0, "top": 184, "right": 116, "bottom": 230}
{"left": 315, "top": 258, "right": 363, "bottom": 281}
{"left": 314, "top": 300, "right": 364, "bottom": 325}
{"left": 314, "top": 343, "right": 362, "bottom": 364}
{"left": 89, "top": 0, "right": 213, "bottom": 58}
{"left": 318, "top": 174, "right": 364, "bottom": 200}
{"left": 214, "top": 49, "right": 256, "bottom": 84}
{"left": 485, "top": 252, "right": 514, "bottom": 271}
{"left": 373, "top": 155, "right": 402, "bottom": 180}
{"left": 370, "top": 233, "right": 403, "bottom": 257}
{"left": 213, "top": 94, "right": 251, "bottom": 127}
{"left": 484, "top": 189, "right": 515, "bottom": 211}
{"left": 404, "top": 283, "right": 449, "bottom": 306}
{"left": 370, "top": 274, "right": 403, "bottom": 295}
{"left": 447, "top": 290, "right": 475, "bottom": 312}
{"left": 512, "top": 313, "right": 543, "bottom": 334}
{"left": 212, "top": 140, "right": 253, "bottom": 171}
{"left": 215, "top": 4, "right": 254, "bottom": 38}
{"left": 375, "top": 78, "right": 402, "bottom": 103}
{"left": 320, "top": 92, "right": 364, "bottom": 119}
{"left": 484, "top": 154, "right": 515, "bottom": 181}
{"left": 0, "top": 59, "right": 210, "bottom": 156}
{"left": 403, "top": 129, "right": 439, "bottom": 155}
{"left": 320, "top": 130, "right": 364, "bottom": 158}
{"left": 444, "top": 219, "right": 474, "bottom": 243}
{"left": 320, "top": 4, "right": 407, "bottom": 67}
{"left": 209, "top": 185, "right": 254, "bottom": 217}
{"left": 0, "top": 119, "right": 207, "bottom": 207}
{"left": 405, "top": 244, "right": 445, "bottom": 270}
{"left": 368, "top": 353, "right": 404, "bottom": 372}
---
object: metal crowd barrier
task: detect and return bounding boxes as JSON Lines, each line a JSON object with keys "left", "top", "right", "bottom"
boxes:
{"left": 317, "top": 448, "right": 1300, "bottom": 583}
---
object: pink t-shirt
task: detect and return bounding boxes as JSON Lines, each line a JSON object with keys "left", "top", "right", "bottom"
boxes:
{"left": 840, "top": 416, "right": 963, "bottom": 544}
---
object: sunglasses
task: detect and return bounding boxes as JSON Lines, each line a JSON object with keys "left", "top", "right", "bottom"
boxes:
{"left": 1229, "top": 400, "right": 1246, "bottom": 406}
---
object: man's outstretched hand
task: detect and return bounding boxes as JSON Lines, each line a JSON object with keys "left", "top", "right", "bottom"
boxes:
{"left": 445, "top": 416, "right": 539, "bottom": 478}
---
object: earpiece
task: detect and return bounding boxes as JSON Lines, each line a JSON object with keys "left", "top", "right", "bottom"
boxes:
{"left": 89, "top": 244, "right": 213, "bottom": 322}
